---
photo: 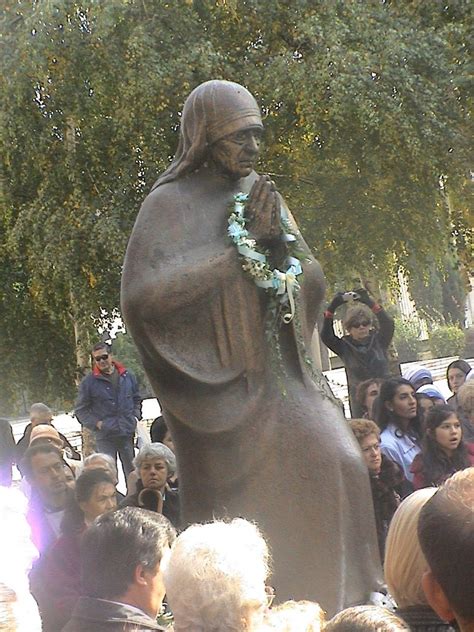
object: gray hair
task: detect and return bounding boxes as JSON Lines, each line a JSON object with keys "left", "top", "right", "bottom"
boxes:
{"left": 82, "top": 453, "right": 118, "bottom": 478}
{"left": 164, "top": 518, "right": 269, "bottom": 631}
{"left": 134, "top": 442, "right": 176, "bottom": 476}
{"left": 30, "top": 402, "right": 52, "bottom": 417}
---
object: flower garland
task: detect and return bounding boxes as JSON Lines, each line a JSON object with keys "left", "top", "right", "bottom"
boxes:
{"left": 228, "top": 192, "right": 303, "bottom": 324}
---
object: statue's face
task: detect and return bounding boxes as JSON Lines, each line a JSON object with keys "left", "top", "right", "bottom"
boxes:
{"left": 209, "top": 125, "right": 263, "bottom": 179}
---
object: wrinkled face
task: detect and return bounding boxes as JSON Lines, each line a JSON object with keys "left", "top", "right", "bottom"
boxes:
{"left": 30, "top": 452, "right": 67, "bottom": 503}
{"left": 364, "top": 382, "right": 380, "bottom": 418}
{"left": 80, "top": 482, "right": 117, "bottom": 523}
{"left": 412, "top": 376, "right": 432, "bottom": 391}
{"left": 387, "top": 384, "right": 417, "bottom": 421}
{"left": 448, "top": 368, "right": 466, "bottom": 394}
{"left": 92, "top": 348, "right": 113, "bottom": 374}
{"left": 140, "top": 458, "right": 168, "bottom": 492}
{"left": 209, "top": 126, "right": 263, "bottom": 179}
{"left": 348, "top": 318, "right": 371, "bottom": 342}
{"left": 359, "top": 433, "right": 382, "bottom": 475}
{"left": 433, "top": 414, "right": 462, "bottom": 455}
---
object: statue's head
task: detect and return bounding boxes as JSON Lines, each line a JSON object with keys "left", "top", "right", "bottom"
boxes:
{"left": 154, "top": 80, "right": 263, "bottom": 187}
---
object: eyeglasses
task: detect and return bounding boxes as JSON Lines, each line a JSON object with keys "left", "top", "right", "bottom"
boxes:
{"left": 93, "top": 354, "right": 109, "bottom": 362}
{"left": 352, "top": 321, "right": 370, "bottom": 328}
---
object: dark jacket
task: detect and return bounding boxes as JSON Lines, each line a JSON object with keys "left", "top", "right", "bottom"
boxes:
{"left": 0, "top": 418, "right": 15, "bottom": 486}
{"left": 321, "top": 308, "right": 394, "bottom": 416}
{"left": 396, "top": 605, "right": 457, "bottom": 631}
{"left": 75, "top": 361, "right": 141, "bottom": 438}
{"left": 30, "top": 529, "right": 82, "bottom": 632}
{"left": 411, "top": 442, "right": 474, "bottom": 490}
{"left": 370, "top": 455, "right": 403, "bottom": 562}
{"left": 119, "top": 480, "right": 181, "bottom": 530}
{"left": 61, "top": 597, "right": 165, "bottom": 631}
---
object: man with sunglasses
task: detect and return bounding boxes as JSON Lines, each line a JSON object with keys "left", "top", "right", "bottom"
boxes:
{"left": 321, "top": 288, "right": 394, "bottom": 417}
{"left": 75, "top": 342, "right": 141, "bottom": 484}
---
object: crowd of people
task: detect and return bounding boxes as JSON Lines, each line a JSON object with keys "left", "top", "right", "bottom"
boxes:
{"left": 0, "top": 315, "right": 473, "bottom": 631}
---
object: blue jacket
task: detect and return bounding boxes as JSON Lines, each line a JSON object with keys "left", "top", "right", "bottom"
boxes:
{"left": 75, "top": 362, "right": 141, "bottom": 438}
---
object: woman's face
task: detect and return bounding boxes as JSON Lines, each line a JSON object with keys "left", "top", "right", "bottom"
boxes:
{"left": 348, "top": 319, "right": 371, "bottom": 342}
{"left": 209, "top": 126, "right": 262, "bottom": 179}
{"left": 140, "top": 458, "right": 168, "bottom": 492}
{"left": 387, "top": 384, "right": 417, "bottom": 421}
{"left": 80, "top": 482, "right": 117, "bottom": 523}
{"left": 448, "top": 367, "right": 467, "bottom": 394}
{"left": 433, "top": 414, "right": 462, "bottom": 456}
{"left": 364, "top": 382, "right": 380, "bottom": 418}
{"left": 359, "top": 433, "right": 382, "bottom": 475}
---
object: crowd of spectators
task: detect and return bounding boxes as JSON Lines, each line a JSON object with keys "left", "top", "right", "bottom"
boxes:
{"left": 0, "top": 327, "right": 473, "bottom": 631}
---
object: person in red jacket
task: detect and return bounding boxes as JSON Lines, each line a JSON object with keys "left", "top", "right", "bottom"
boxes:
{"left": 411, "top": 405, "right": 474, "bottom": 490}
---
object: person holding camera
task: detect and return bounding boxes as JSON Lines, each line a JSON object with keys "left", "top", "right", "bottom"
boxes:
{"left": 321, "top": 289, "right": 394, "bottom": 417}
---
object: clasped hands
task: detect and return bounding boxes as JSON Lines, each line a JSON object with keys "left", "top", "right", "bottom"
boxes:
{"left": 245, "top": 175, "right": 282, "bottom": 243}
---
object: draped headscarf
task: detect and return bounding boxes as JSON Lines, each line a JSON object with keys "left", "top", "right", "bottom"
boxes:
{"left": 152, "top": 80, "right": 263, "bottom": 190}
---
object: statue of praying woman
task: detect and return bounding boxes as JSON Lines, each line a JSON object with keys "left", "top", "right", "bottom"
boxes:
{"left": 121, "top": 80, "right": 382, "bottom": 614}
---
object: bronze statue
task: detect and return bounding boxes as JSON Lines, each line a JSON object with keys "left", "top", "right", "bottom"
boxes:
{"left": 121, "top": 80, "right": 382, "bottom": 614}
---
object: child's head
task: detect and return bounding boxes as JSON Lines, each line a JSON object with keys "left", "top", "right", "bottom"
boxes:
{"left": 424, "top": 405, "right": 462, "bottom": 456}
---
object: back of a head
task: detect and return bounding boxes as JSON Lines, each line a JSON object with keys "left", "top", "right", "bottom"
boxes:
{"left": 325, "top": 606, "right": 409, "bottom": 632}
{"left": 164, "top": 518, "right": 269, "bottom": 632}
{"left": 418, "top": 468, "right": 474, "bottom": 623}
{"left": 264, "top": 600, "right": 325, "bottom": 632}
{"left": 384, "top": 488, "right": 437, "bottom": 607}
{"left": 81, "top": 507, "right": 176, "bottom": 600}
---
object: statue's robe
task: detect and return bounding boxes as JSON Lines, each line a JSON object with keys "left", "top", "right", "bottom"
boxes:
{"left": 121, "top": 167, "right": 382, "bottom": 615}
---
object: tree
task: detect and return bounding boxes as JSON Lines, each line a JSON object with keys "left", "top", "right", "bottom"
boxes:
{"left": 1, "top": 0, "right": 471, "bottom": 406}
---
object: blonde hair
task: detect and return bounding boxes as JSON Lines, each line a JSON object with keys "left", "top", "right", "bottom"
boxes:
{"left": 264, "top": 600, "right": 325, "bottom": 631}
{"left": 164, "top": 518, "right": 270, "bottom": 632}
{"left": 384, "top": 488, "right": 437, "bottom": 607}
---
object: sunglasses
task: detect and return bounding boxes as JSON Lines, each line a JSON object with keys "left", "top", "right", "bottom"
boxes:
{"left": 352, "top": 320, "right": 370, "bottom": 328}
{"left": 93, "top": 354, "right": 109, "bottom": 362}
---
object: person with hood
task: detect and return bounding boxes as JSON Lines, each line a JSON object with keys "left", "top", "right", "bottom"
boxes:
{"left": 121, "top": 79, "right": 382, "bottom": 613}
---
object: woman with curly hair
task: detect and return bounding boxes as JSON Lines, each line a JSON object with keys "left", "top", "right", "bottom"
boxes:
{"left": 350, "top": 419, "right": 406, "bottom": 561}
{"left": 410, "top": 405, "right": 474, "bottom": 490}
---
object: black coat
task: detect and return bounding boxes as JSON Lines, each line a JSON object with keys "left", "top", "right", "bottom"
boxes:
{"left": 370, "top": 455, "right": 404, "bottom": 562}
{"left": 321, "top": 308, "right": 394, "bottom": 416}
{"left": 62, "top": 597, "right": 165, "bottom": 631}
{"left": 396, "top": 605, "right": 457, "bottom": 632}
{"left": 119, "top": 480, "right": 181, "bottom": 529}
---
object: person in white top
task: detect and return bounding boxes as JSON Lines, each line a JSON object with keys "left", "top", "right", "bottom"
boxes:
{"left": 374, "top": 377, "right": 422, "bottom": 484}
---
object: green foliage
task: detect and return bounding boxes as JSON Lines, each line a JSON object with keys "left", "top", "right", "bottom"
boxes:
{"left": 111, "top": 331, "right": 152, "bottom": 397}
{"left": 1, "top": 0, "right": 471, "bottom": 406}
{"left": 429, "top": 325, "right": 465, "bottom": 358}
{"left": 393, "top": 317, "right": 423, "bottom": 363}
